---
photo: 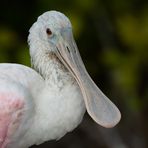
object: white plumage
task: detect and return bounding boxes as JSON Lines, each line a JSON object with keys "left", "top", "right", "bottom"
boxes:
{"left": 0, "top": 11, "right": 121, "bottom": 148}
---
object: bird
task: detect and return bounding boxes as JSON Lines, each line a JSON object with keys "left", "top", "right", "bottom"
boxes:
{"left": 0, "top": 11, "right": 121, "bottom": 148}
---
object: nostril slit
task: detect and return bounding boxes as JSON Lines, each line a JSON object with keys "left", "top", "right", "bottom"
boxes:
{"left": 74, "top": 48, "right": 77, "bottom": 54}
{"left": 66, "top": 46, "right": 70, "bottom": 53}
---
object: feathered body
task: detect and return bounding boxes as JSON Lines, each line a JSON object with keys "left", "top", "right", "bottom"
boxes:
{"left": 0, "top": 62, "right": 85, "bottom": 148}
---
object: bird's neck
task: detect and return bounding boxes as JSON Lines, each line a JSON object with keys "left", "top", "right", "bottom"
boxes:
{"left": 29, "top": 42, "right": 74, "bottom": 90}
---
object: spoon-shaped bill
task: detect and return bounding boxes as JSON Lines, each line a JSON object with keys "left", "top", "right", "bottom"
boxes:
{"left": 56, "top": 30, "right": 121, "bottom": 128}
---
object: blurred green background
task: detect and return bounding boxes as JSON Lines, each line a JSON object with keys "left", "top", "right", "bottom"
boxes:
{"left": 0, "top": 0, "right": 148, "bottom": 148}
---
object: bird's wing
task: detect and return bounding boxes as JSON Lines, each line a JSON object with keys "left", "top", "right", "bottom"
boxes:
{"left": 0, "top": 63, "right": 44, "bottom": 101}
{"left": 0, "top": 63, "right": 44, "bottom": 89}
{"left": 0, "top": 63, "right": 44, "bottom": 147}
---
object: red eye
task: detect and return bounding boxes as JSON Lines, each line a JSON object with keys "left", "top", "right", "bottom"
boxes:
{"left": 46, "top": 28, "right": 52, "bottom": 35}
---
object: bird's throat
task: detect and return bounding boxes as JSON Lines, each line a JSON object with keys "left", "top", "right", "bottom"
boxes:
{"left": 31, "top": 50, "right": 75, "bottom": 90}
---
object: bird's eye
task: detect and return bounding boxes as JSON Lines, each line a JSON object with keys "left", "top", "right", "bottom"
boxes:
{"left": 46, "top": 28, "right": 52, "bottom": 36}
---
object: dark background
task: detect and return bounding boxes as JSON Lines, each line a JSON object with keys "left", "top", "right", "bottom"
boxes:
{"left": 0, "top": 0, "right": 148, "bottom": 148}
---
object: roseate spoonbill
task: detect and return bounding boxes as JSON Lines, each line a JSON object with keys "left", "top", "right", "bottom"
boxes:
{"left": 0, "top": 11, "right": 121, "bottom": 148}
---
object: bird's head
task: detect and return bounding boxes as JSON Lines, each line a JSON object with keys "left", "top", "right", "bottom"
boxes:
{"left": 28, "top": 11, "right": 73, "bottom": 54}
{"left": 28, "top": 11, "right": 121, "bottom": 128}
